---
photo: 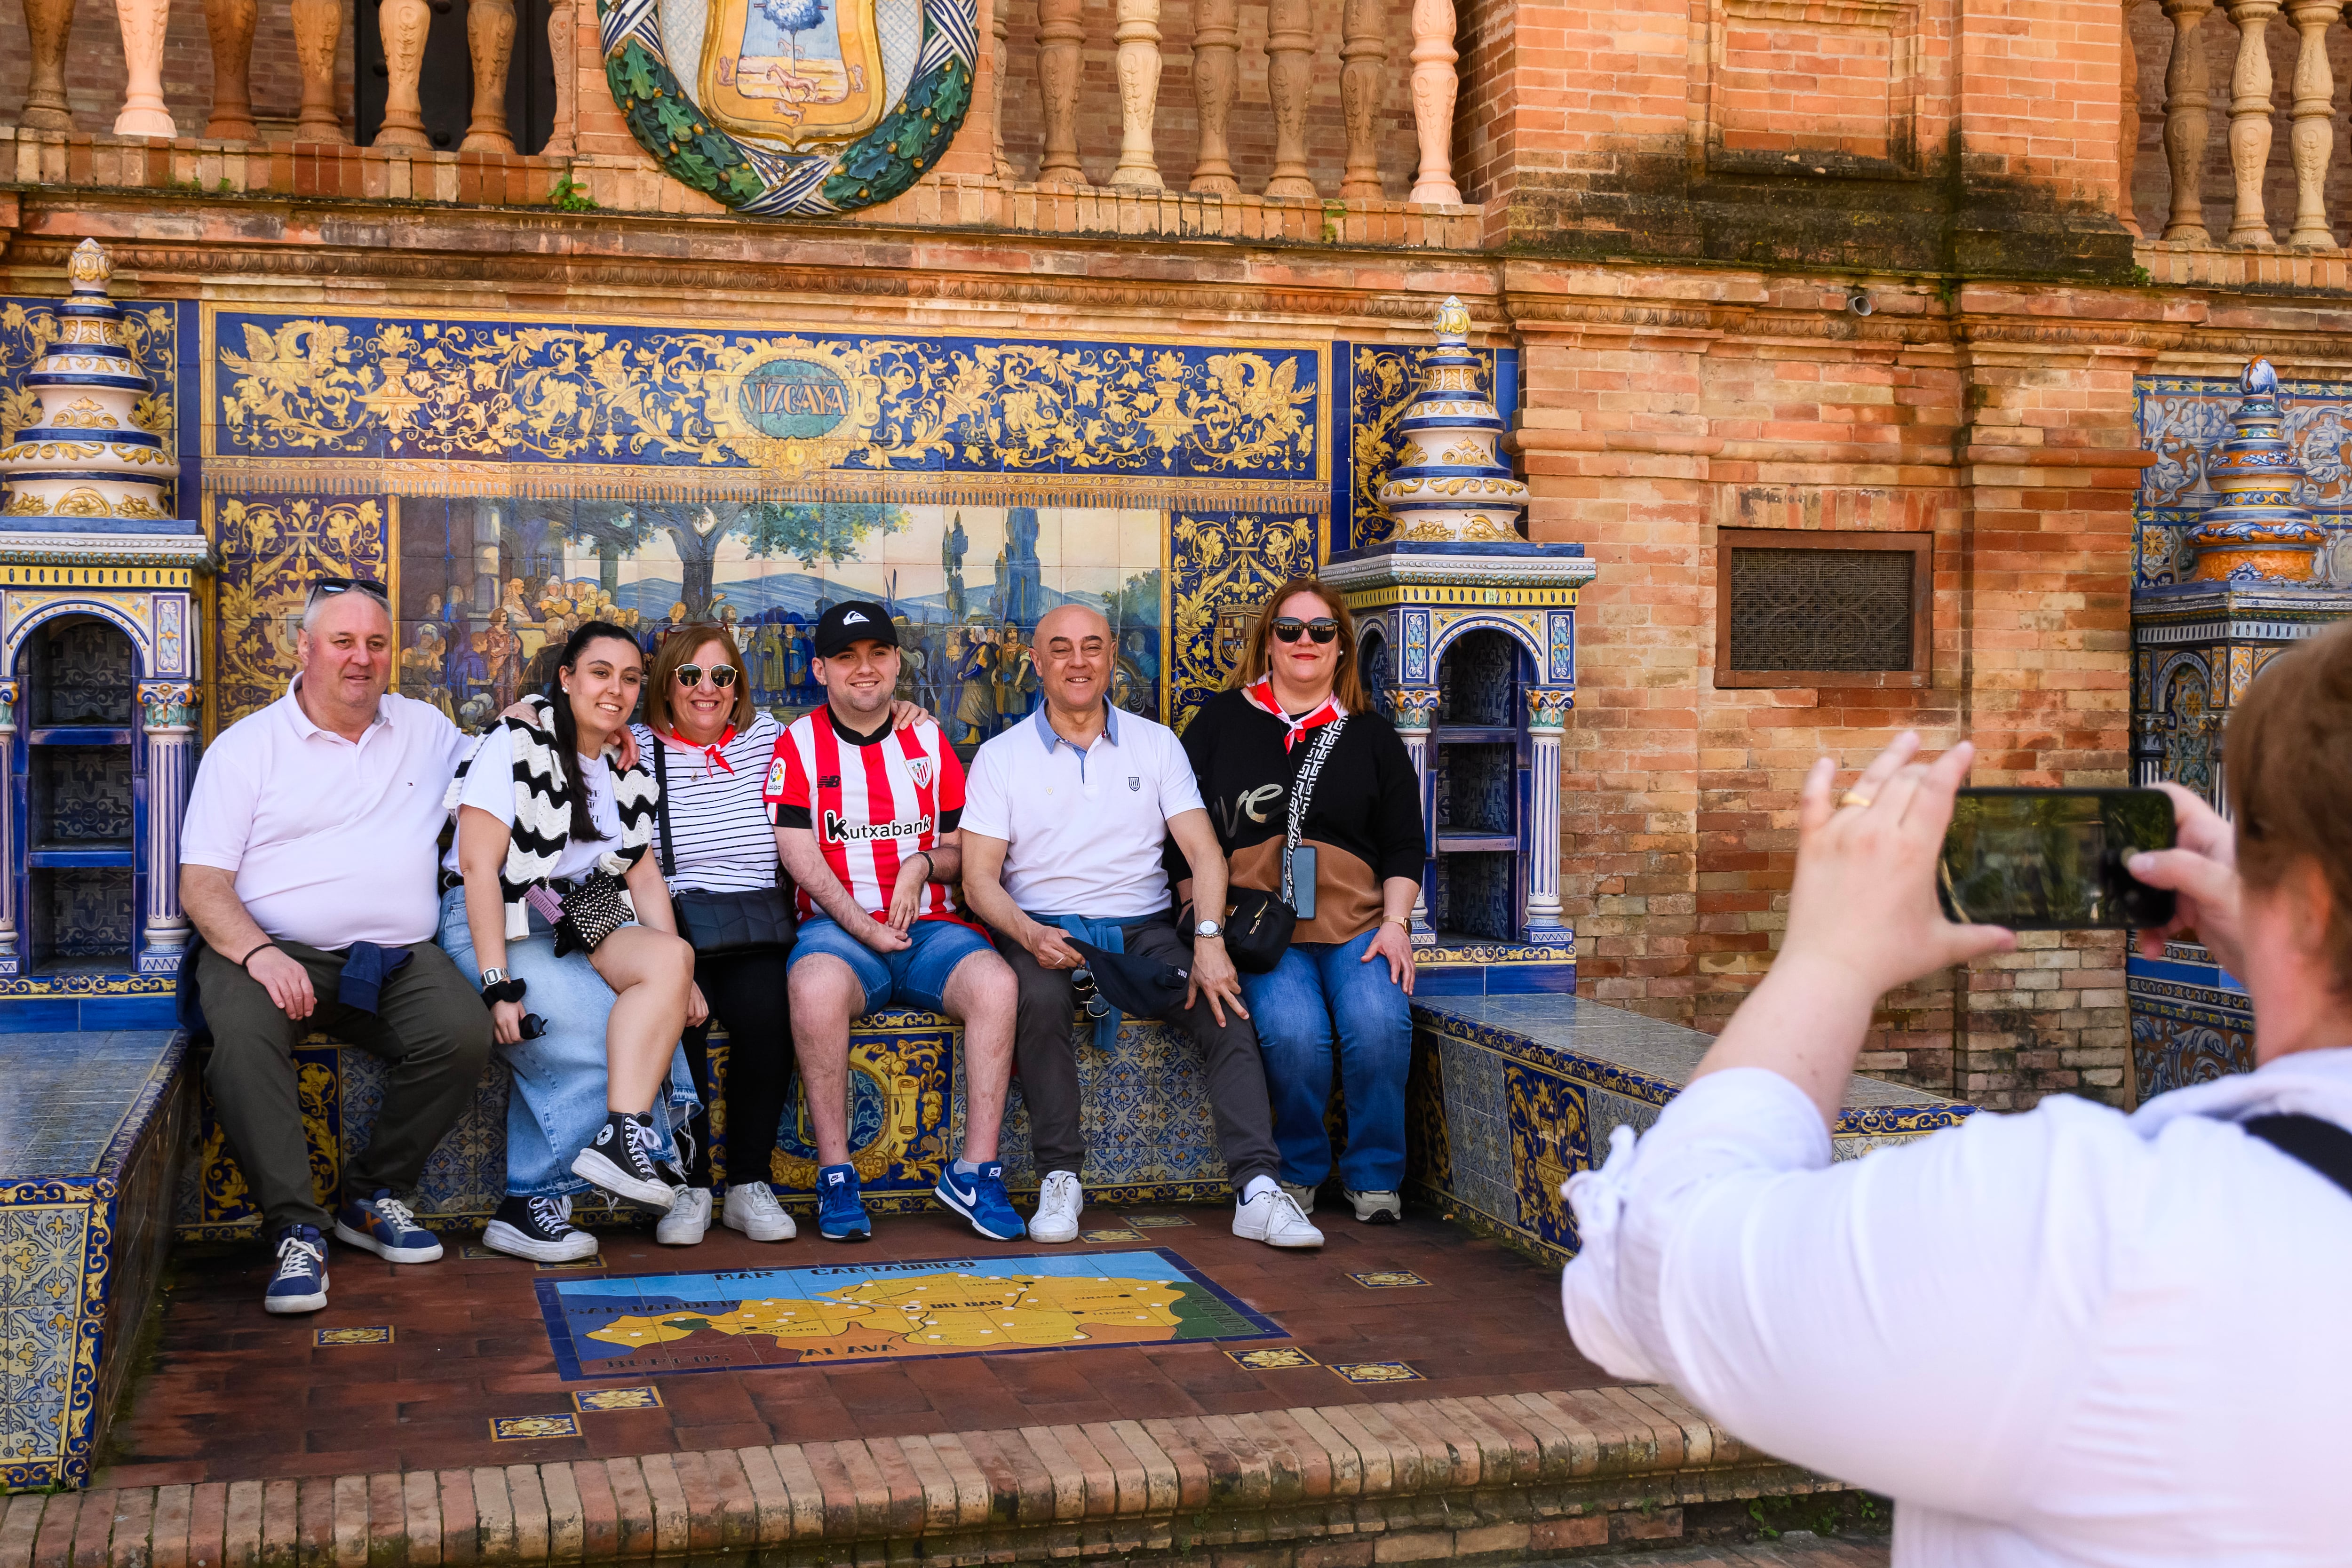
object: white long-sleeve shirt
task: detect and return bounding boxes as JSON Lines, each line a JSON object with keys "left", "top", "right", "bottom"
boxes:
{"left": 1561, "top": 1052, "right": 2352, "bottom": 1565}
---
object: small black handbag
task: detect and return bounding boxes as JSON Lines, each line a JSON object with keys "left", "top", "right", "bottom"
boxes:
{"left": 1220, "top": 716, "right": 1345, "bottom": 975}
{"left": 652, "top": 735, "right": 797, "bottom": 956}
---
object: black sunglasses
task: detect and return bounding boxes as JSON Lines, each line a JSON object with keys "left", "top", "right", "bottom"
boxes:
{"left": 1271, "top": 617, "right": 1339, "bottom": 645}
{"left": 674, "top": 663, "right": 739, "bottom": 690}
{"left": 1071, "top": 965, "right": 1110, "bottom": 1019}
{"left": 307, "top": 576, "right": 391, "bottom": 605}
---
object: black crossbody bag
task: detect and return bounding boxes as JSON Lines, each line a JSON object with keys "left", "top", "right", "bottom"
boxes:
{"left": 651, "top": 735, "right": 797, "bottom": 956}
{"left": 1222, "top": 717, "right": 1345, "bottom": 974}
{"left": 2243, "top": 1113, "right": 2352, "bottom": 1199}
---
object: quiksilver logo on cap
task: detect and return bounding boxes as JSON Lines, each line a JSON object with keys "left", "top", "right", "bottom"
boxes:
{"left": 842, "top": 610, "right": 869, "bottom": 624}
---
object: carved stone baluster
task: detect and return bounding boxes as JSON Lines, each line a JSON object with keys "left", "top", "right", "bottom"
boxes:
{"left": 290, "top": 0, "right": 348, "bottom": 142}
{"left": 2117, "top": 0, "right": 2141, "bottom": 237}
{"left": 1037, "top": 0, "right": 1086, "bottom": 185}
{"left": 989, "top": 0, "right": 1012, "bottom": 177}
{"left": 1110, "top": 0, "right": 1163, "bottom": 187}
{"left": 2223, "top": 0, "right": 2279, "bottom": 245}
{"left": 1264, "top": 0, "right": 1316, "bottom": 197}
{"left": 19, "top": 0, "right": 76, "bottom": 129}
{"left": 2285, "top": 0, "right": 2336, "bottom": 246}
{"left": 462, "top": 0, "right": 519, "bottom": 153}
{"left": 1406, "top": 0, "right": 1460, "bottom": 204}
{"left": 1189, "top": 0, "right": 1240, "bottom": 193}
{"left": 2160, "top": 0, "right": 2214, "bottom": 243}
{"left": 542, "top": 0, "right": 578, "bottom": 156}
{"left": 113, "top": 0, "right": 178, "bottom": 136}
{"left": 375, "top": 0, "right": 435, "bottom": 148}
{"left": 202, "top": 0, "right": 261, "bottom": 141}
{"left": 1339, "top": 0, "right": 1386, "bottom": 198}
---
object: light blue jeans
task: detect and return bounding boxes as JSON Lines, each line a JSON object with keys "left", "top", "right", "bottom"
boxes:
{"left": 436, "top": 886, "right": 698, "bottom": 1199}
{"left": 1238, "top": 926, "right": 1412, "bottom": 1194}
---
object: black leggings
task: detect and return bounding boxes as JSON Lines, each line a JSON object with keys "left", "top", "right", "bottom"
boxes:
{"left": 677, "top": 947, "right": 794, "bottom": 1189}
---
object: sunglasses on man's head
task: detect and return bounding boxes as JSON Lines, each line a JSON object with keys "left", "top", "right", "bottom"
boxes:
{"left": 674, "top": 663, "right": 739, "bottom": 689}
{"left": 1271, "top": 617, "right": 1339, "bottom": 645}
{"left": 307, "top": 576, "right": 390, "bottom": 604}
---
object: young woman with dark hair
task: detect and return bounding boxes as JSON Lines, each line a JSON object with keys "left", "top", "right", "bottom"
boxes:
{"left": 437, "top": 621, "right": 705, "bottom": 1262}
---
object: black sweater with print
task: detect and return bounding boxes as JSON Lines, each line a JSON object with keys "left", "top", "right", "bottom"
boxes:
{"left": 1167, "top": 688, "right": 1425, "bottom": 944}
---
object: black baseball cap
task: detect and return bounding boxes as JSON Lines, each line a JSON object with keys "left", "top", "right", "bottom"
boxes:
{"left": 813, "top": 600, "right": 900, "bottom": 659}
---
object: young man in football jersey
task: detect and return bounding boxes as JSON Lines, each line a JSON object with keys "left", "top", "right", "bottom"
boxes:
{"left": 766, "top": 600, "right": 1026, "bottom": 1242}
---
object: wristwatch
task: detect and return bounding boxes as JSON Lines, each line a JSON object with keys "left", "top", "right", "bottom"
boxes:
{"left": 1194, "top": 920, "right": 1224, "bottom": 940}
{"left": 479, "top": 967, "right": 506, "bottom": 988}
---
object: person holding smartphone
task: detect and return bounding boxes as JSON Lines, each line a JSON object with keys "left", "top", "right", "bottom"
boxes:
{"left": 1558, "top": 624, "right": 2352, "bottom": 1562}
{"left": 1173, "top": 579, "right": 1425, "bottom": 1225}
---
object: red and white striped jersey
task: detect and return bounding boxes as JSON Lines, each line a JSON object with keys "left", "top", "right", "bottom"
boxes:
{"left": 763, "top": 710, "right": 965, "bottom": 924}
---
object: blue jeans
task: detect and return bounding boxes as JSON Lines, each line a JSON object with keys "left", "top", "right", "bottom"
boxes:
{"left": 1238, "top": 926, "right": 1411, "bottom": 1193}
{"left": 788, "top": 915, "right": 993, "bottom": 1014}
{"left": 436, "top": 887, "right": 697, "bottom": 1198}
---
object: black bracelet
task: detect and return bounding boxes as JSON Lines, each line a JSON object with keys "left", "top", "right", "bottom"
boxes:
{"left": 481, "top": 977, "right": 528, "bottom": 1007}
{"left": 914, "top": 850, "right": 934, "bottom": 882}
{"left": 238, "top": 940, "right": 280, "bottom": 970}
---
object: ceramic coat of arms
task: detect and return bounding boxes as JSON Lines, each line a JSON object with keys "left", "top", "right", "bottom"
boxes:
{"left": 597, "top": 0, "right": 976, "bottom": 215}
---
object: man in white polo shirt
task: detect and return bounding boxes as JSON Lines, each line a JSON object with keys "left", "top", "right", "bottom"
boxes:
{"left": 961, "top": 603, "right": 1322, "bottom": 1250}
{"left": 180, "top": 580, "right": 493, "bottom": 1316}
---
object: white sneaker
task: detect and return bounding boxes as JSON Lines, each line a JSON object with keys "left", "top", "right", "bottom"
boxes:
{"left": 722, "top": 1182, "right": 797, "bottom": 1242}
{"left": 1347, "top": 1189, "right": 1402, "bottom": 1224}
{"left": 656, "top": 1186, "right": 711, "bottom": 1245}
{"left": 1280, "top": 1181, "right": 1318, "bottom": 1215}
{"left": 1234, "top": 1186, "right": 1324, "bottom": 1249}
{"left": 1031, "top": 1170, "right": 1084, "bottom": 1243}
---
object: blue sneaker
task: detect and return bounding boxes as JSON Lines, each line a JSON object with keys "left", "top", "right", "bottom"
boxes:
{"left": 334, "top": 1189, "right": 445, "bottom": 1263}
{"left": 264, "top": 1225, "right": 329, "bottom": 1315}
{"left": 816, "top": 1163, "right": 871, "bottom": 1242}
{"left": 935, "top": 1160, "right": 1026, "bottom": 1242}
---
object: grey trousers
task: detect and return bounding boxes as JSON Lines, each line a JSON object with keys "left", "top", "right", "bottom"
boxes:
{"left": 996, "top": 915, "right": 1280, "bottom": 1191}
{"left": 198, "top": 939, "right": 495, "bottom": 1235}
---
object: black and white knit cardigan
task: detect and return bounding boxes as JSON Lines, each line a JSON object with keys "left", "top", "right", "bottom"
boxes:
{"left": 445, "top": 694, "right": 660, "bottom": 939}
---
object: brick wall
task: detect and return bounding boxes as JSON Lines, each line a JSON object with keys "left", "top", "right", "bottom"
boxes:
{"left": 0, "top": 0, "right": 355, "bottom": 140}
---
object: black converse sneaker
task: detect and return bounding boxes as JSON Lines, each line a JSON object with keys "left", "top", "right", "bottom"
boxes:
{"left": 480, "top": 1194, "right": 598, "bottom": 1263}
{"left": 571, "top": 1111, "right": 679, "bottom": 1210}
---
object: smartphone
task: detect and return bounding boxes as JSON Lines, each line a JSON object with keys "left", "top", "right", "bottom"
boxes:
{"left": 1937, "top": 788, "right": 2177, "bottom": 931}
{"left": 1288, "top": 845, "right": 1318, "bottom": 920}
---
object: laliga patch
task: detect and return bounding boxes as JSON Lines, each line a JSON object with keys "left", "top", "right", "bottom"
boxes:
{"left": 764, "top": 757, "right": 788, "bottom": 795}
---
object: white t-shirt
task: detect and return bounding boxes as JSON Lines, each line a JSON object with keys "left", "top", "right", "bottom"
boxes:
{"left": 961, "top": 704, "right": 1203, "bottom": 919}
{"left": 181, "top": 682, "right": 467, "bottom": 948}
{"left": 1560, "top": 1051, "right": 2352, "bottom": 1565}
{"left": 628, "top": 713, "right": 782, "bottom": 894}
{"left": 441, "top": 726, "right": 622, "bottom": 883}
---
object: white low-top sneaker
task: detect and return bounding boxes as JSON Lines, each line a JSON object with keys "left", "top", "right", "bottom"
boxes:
{"left": 1234, "top": 1186, "right": 1325, "bottom": 1248}
{"left": 1346, "top": 1189, "right": 1402, "bottom": 1224}
{"left": 1030, "top": 1170, "right": 1084, "bottom": 1243}
{"left": 723, "top": 1181, "right": 797, "bottom": 1242}
{"left": 656, "top": 1186, "right": 712, "bottom": 1245}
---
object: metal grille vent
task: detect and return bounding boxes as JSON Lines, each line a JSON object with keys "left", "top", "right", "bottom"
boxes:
{"left": 1726, "top": 547, "right": 1915, "bottom": 672}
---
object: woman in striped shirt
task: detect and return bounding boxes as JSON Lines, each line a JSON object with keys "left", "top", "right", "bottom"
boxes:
{"left": 632, "top": 622, "right": 928, "bottom": 1245}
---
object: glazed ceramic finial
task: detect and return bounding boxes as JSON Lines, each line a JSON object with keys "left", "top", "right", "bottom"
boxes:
{"left": 1435, "top": 295, "right": 1471, "bottom": 344}
{"left": 67, "top": 239, "right": 113, "bottom": 296}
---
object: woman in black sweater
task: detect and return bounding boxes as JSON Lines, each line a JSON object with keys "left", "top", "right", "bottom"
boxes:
{"left": 1175, "top": 576, "right": 1426, "bottom": 1224}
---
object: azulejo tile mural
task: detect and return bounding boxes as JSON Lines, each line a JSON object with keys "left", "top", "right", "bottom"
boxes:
{"left": 2132, "top": 374, "right": 2352, "bottom": 589}
{"left": 1339, "top": 342, "right": 1510, "bottom": 552}
{"left": 1, "top": 297, "right": 180, "bottom": 462}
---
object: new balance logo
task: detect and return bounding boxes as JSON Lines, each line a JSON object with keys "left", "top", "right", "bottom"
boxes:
{"left": 817, "top": 775, "right": 841, "bottom": 788}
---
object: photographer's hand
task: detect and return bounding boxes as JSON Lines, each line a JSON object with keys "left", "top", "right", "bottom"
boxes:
{"left": 2127, "top": 781, "right": 2245, "bottom": 977}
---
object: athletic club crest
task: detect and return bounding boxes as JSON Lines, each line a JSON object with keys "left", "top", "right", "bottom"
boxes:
{"left": 595, "top": 0, "right": 978, "bottom": 218}
{"left": 1128, "top": 775, "right": 1140, "bottom": 791}
{"left": 908, "top": 756, "right": 934, "bottom": 788}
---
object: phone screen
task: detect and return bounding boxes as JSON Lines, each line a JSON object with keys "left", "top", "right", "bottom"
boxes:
{"left": 1288, "top": 845, "right": 1318, "bottom": 920}
{"left": 1938, "top": 788, "right": 2177, "bottom": 931}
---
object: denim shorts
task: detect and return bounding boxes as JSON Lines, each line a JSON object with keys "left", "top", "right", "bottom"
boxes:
{"left": 789, "top": 915, "right": 993, "bottom": 1015}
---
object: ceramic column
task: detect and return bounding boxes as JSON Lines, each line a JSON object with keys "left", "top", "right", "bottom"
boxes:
{"left": 1524, "top": 689, "right": 1573, "bottom": 944}
{"left": 2284, "top": 0, "right": 2336, "bottom": 246}
{"left": 113, "top": 0, "right": 179, "bottom": 137}
{"left": 1264, "top": 0, "right": 1317, "bottom": 197}
{"left": 462, "top": 0, "right": 519, "bottom": 152}
{"left": 1391, "top": 687, "right": 1439, "bottom": 943}
{"left": 19, "top": 0, "right": 77, "bottom": 129}
{"left": 1339, "top": 0, "right": 1386, "bottom": 199}
{"left": 1189, "top": 0, "right": 1240, "bottom": 193}
{"left": 203, "top": 0, "right": 262, "bottom": 140}
{"left": 291, "top": 0, "right": 348, "bottom": 141}
{"left": 542, "top": 0, "right": 578, "bottom": 156}
{"left": 1110, "top": 0, "right": 1163, "bottom": 187}
{"left": 1036, "top": 0, "right": 1086, "bottom": 186}
{"left": 1407, "top": 0, "right": 1460, "bottom": 204}
{"left": 988, "top": 0, "right": 1012, "bottom": 177}
{"left": 140, "top": 683, "right": 196, "bottom": 964}
{"left": 0, "top": 681, "right": 17, "bottom": 974}
{"left": 2160, "top": 0, "right": 2214, "bottom": 243}
{"left": 2223, "top": 0, "right": 2278, "bottom": 245}
{"left": 375, "top": 0, "right": 435, "bottom": 148}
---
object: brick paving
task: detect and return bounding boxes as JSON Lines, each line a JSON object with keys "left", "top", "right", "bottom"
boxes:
{"left": 99, "top": 1205, "right": 1611, "bottom": 1488}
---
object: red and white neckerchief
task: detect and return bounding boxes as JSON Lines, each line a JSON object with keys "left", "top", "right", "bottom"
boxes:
{"left": 1242, "top": 676, "right": 1345, "bottom": 752}
{"left": 655, "top": 724, "right": 738, "bottom": 778}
